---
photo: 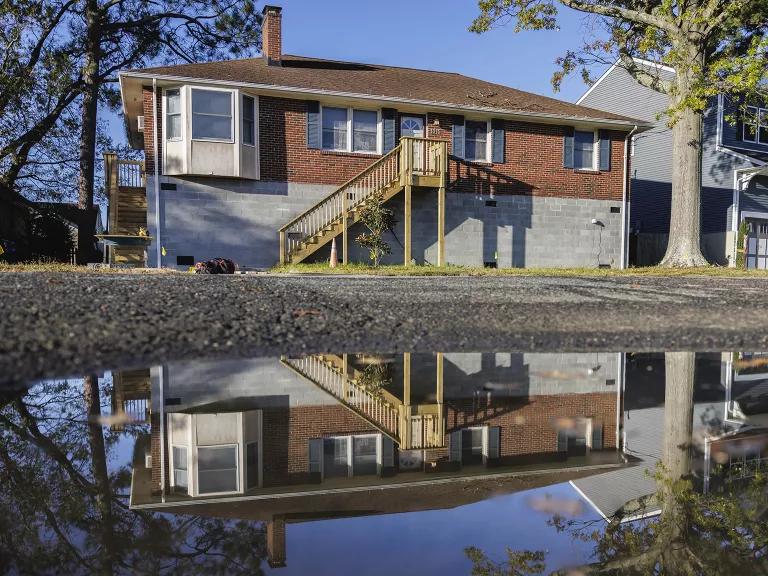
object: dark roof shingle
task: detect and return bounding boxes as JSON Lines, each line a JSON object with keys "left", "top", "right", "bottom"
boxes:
{"left": 132, "top": 55, "right": 644, "bottom": 125}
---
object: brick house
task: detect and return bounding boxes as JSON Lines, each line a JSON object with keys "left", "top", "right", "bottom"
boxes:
{"left": 126, "top": 352, "right": 625, "bottom": 567}
{"left": 114, "top": 5, "right": 649, "bottom": 269}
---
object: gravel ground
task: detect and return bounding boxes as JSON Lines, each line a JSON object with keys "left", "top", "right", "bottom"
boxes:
{"left": 2, "top": 272, "right": 768, "bottom": 386}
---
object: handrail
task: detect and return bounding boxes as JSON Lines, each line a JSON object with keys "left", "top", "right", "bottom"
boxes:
{"left": 282, "top": 355, "right": 401, "bottom": 438}
{"left": 279, "top": 137, "right": 448, "bottom": 264}
{"left": 279, "top": 143, "right": 402, "bottom": 233}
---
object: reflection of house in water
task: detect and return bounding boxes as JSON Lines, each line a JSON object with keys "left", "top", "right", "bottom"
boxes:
{"left": 124, "top": 352, "right": 626, "bottom": 567}
{"left": 572, "top": 352, "right": 768, "bottom": 522}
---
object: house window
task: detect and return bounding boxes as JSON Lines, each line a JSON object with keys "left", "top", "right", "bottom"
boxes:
{"left": 574, "top": 130, "right": 596, "bottom": 170}
{"left": 242, "top": 95, "right": 256, "bottom": 146}
{"left": 166, "top": 89, "right": 181, "bottom": 140}
{"left": 743, "top": 107, "right": 768, "bottom": 144}
{"left": 465, "top": 120, "right": 489, "bottom": 162}
{"left": 246, "top": 441, "right": 259, "bottom": 489}
{"left": 462, "top": 427, "right": 485, "bottom": 464}
{"left": 321, "top": 106, "right": 380, "bottom": 153}
{"left": 352, "top": 435, "right": 378, "bottom": 475}
{"left": 322, "top": 106, "right": 349, "bottom": 151}
{"left": 191, "top": 88, "right": 233, "bottom": 141}
{"left": 197, "top": 445, "right": 238, "bottom": 494}
{"left": 172, "top": 445, "right": 188, "bottom": 490}
{"left": 352, "top": 109, "right": 378, "bottom": 153}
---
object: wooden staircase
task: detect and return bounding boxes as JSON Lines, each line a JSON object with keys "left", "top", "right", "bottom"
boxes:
{"left": 281, "top": 354, "right": 445, "bottom": 450}
{"left": 279, "top": 137, "right": 447, "bottom": 265}
{"left": 104, "top": 154, "right": 147, "bottom": 265}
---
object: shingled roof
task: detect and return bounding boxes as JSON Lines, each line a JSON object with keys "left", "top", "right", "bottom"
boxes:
{"left": 129, "top": 55, "right": 644, "bottom": 125}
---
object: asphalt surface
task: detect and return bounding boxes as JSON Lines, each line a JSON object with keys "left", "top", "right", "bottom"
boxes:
{"left": 3, "top": 272, "right": 768, "bottom": 386}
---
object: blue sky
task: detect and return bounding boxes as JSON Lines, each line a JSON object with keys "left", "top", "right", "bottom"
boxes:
{"left": 106, "top": 0, "right": 605, "bottom": 145}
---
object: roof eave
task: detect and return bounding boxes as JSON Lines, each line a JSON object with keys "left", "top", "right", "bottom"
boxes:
{"left": 119, "top": 71, "right": 651, "bottom": 131}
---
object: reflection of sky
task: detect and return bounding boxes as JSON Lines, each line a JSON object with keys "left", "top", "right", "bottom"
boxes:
{"left": 268, "top": 483, "right": 599, "bottom": 575}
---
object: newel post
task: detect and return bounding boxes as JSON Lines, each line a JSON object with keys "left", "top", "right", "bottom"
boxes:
{"left": 279, "top": 229, "right": 286, "bottom": 265}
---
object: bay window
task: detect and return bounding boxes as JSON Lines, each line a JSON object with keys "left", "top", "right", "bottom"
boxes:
{"left": 191, "top": 88, "right": 232, "bottom": 141}
{"left": 573, "top": 130, "right": 596, "bottom": 170}
{"left": 465, "top": 120, "right": 489, "bottom": 162}
{"left": 322, "top": 106, "right": 380, "bottom": 153}
{"left": 166, "top": 89, "right": 181, "bottom": 140}
{"left": 197, "top": 445, "right": 238, "bottom": 494}
{"left": 242, "top": 94, "right": 256, "bottom": 146}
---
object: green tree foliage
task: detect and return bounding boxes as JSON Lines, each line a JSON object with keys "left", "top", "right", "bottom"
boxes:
{"left": 471, "top": 0, "right": 768, "bottom": 267}
{"left": 356, "top": 190, "right": 396, "bottom": 267}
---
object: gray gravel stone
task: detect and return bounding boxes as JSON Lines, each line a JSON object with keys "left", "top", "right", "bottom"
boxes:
{"left": 2, "top": 272, "right": 767, "bottom": 386}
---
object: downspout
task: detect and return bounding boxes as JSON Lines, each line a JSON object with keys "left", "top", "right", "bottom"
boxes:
{"left": 153, "top": 77, "right": 161, "bottom": 268}
{"left": 621, "top": 125, "right": 639, "bottom": 269}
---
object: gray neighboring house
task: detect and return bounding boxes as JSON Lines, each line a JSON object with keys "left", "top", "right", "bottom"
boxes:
{"left": 578, "top": 59, "right": 768, "bottom": 266}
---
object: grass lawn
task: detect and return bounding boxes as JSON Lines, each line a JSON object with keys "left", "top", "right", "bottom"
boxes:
{"left": 272, "top": 262, "right": 768, "bottom": 277}
{"left": 4, "top": 260, "right": 768, "bottom": 278}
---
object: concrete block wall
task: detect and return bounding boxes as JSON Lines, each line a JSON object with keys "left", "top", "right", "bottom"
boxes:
{"left": 147, "top": 176, "right": 623, "bottom": 269}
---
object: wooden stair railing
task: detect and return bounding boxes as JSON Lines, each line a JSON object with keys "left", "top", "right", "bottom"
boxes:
{"left": 281, "top": 355, "right": 401, "bottom": 441}
{"left": 281, "top": 354, "right": 447, "bottom": 450}
{"left": 278, "top": 137, "right": 447, "bottom": 265}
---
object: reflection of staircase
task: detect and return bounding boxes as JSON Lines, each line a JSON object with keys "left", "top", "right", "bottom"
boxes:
{"left": 279, "top": 138, "right": 447, "bottom": 265}
{"left": 281, "top": 354, "right": 445, "bottom": 449}
{"left": 111, "top": 368, "right": 151, "bottom": 431}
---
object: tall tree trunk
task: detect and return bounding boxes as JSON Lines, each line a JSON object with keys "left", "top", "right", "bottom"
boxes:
{"left": 84, "top": 375, "right": 116, "bottom": 575}
{"left": 77, "top": 0, "right": 101, "bottom": 264}
{"left": 659, "top": 351, "right": 696, "bottom": 572}
{"left": 659, "top": 45, "right": 709, "bottom": 267}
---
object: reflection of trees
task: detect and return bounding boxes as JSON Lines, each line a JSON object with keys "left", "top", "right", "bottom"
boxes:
{"left": 0, "top": 377, "right": 267, "bottom": 575}
{"left": 466, "top": 352, "right": 768, "bottom": 575}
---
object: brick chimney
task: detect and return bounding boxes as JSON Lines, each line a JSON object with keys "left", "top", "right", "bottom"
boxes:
{"left": 262, "top": 5, "right": 282, "bottom": 66}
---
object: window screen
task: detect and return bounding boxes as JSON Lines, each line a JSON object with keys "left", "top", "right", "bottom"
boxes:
{"left": 322, "top": 107, "right": 348, "bottom": 151}
{"left": 465, "top": 120, "right": 488, "bottom": 162}
{"left": 573, "top": 130, "right": 595, "bottom": 170}
{"left": 197, "top": 445, "right": 238, "bottom": 494}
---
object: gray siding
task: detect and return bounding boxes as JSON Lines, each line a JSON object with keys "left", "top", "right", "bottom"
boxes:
{"left": 579, "top": 65, "right": 674, "bottom": 234}
{"left": 742, "top": 175, "right": 768, "bottom": 215}
{"left": 579, "top": 65, "right": 763, "bottom": 253}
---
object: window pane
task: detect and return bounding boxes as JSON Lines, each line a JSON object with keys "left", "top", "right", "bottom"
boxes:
{"left": 192, "top": 89, "right": 231, "bottom": 115}
{"left": 167, "top": 90, "right": 181, "bottom": 114}
{"left": 243, "top": 95, "right": 255, "bottom": 121}
{"left": 353, "top": 110, "right": 377, "bottom": 152}
{"left": 352, "top": 436, "right": 378, "bottom": 475}
{"left": 192, "top": 115, "right": 232, "bottom": 140}
{"left": 574, "top": 131, "right": 594, "bottom": 169}
{"left": 198, "top": 445, "right": 237, "bottom": 470}
{"left": 246, "top": 441, "right": 259, "bottom": 489}
{"left": 174, "top": 469, "right": 188, "bottom": 489}
{"left": 198, "top": 469, "right": 238, "bottom": 494}
{"left": 322, "top": 107, "right": 348, "bottom": 150}
{"left": 172, "top": 446, "right": 187, "bottom": 470}
{"left": 323, "top": 437, "right": 349, "bottom": 478}
{"left": 167, "top": 114, "right": 182, "bottom": 140}
{"left": 465, "top": 121, "right": 488, "bottom": 161}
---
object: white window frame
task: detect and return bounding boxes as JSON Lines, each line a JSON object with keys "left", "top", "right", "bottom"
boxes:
{"left": 164, "top": 87, "right": 183, "bottom": 142}
{"left": 743, "top": 106, "right": 759, "bottom": 143}
{"left": 320, "top": 105, "right": 382, "bottom": 155}
{"left": 315, "top": 433, "right": 382, "bottom": 480}
{"left": 241, "top": 93, "right": 257, "bottom": 147}
{"left": 190, "top": 86, "right": 235, "bottom": 143}
{"left": 573, "top": 128, "right": 599, "bottom": 171}
{"left": 463, "top": 119, "right": 492, "bottom": 163}
{"left": 171, "top": 444, "right": 188, "bottom": 491}
{"left": 196, "top": 443, "right": 240, "bottom": 496}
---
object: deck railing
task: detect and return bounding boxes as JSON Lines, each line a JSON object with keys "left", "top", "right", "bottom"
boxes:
{"left": 278, "top": 137, "right": 448, "bottom": 264}
{"left": 117, "top": 160, "right": 145, "bottom": 188}
{"left": 405, "top": 413, "right": 444, "bottom": 449}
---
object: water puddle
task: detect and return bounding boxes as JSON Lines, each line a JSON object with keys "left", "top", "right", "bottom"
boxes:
{"left": 2, "top": 351, "right": 767, "bottom": 574}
